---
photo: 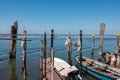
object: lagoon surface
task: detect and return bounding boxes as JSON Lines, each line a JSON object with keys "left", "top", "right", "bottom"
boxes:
{"left": 0, "top": 34, "right": 116, "bottom": 80}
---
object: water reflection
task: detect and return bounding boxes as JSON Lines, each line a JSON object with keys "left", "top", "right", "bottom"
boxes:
{"left": 9, "top": 58, "right": 18, "bottom": 80}
{"left": 22, "top": 64, "right": 26, "bottom": 80}
{"left": 91, "top": 51, "right": 94, "bottom": 59}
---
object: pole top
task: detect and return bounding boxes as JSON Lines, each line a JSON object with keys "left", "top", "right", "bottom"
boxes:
{"left": 91, "top": 33, "right": 95, "bottom": 37}
{"left": 116, "top": 32, "right": 120, "bottom": 37}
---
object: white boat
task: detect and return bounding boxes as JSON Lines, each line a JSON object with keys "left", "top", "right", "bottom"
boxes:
{"left": 54, "top": 57, "right": 82, "bottom": 80}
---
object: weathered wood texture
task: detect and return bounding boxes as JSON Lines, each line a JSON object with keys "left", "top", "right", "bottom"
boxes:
{"left": 43, "top": 32, "right": 47, "bottom": 78}
{"left": 91, "top": 33, "right": 94, "bottom": 59}
{"left": 22, "top": 30, "right": 27, "bottom": 80}
{"left": 80, "top": 30, "right": 82, "bottom": 77}
{"left": 98, "top": 23, "right": 105, "bottom": 62}
{"left": 51, "top": 29, "right": 54, "bottom": 48}
{"left": 68, "top": 33, "right": 72, "bottom": 66}
{"left": 116, "top": 32, "right": 120, "bottom": 53}
{"left": 51, "top": 29, "right": 54, "bottom": 65}
{"left": 9, "top": 21, "right": 18, "bottom": 58}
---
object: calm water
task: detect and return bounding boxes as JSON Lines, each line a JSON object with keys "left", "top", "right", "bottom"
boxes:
{"left": 0, "top": 34, "right": 116, "bottom": 80}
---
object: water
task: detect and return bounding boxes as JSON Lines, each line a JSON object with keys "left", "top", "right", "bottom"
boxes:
{"left": 0, "top": 34, "right": 117, "bottom": 80}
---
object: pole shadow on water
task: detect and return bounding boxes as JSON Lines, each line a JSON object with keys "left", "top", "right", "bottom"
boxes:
{"left": 9, "top": 58, "right": 18, "bottom": 80}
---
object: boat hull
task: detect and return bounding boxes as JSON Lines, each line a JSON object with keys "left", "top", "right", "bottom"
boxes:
{"left": 76, "top": 56, "right": 120, "bottom": 80}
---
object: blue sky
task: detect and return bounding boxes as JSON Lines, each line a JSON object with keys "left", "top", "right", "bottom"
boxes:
{"left": 0, "top": 0, "right": 120, "bottom": 34}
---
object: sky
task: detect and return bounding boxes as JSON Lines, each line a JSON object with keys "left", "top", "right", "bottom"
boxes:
{"left": 0, "top": 0, "right": 120, "bottom": 34}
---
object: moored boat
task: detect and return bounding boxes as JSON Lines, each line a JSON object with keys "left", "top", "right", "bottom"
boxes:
{"left": 53, "top": 57, "right": 82, "bottom": 80}
{"left": 75, "top": 56, "right": 120, "bottom": 80}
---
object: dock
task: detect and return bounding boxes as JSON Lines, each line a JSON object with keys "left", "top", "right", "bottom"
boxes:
{"left": 46, "top": 60, "right": 64, "bottom": 80}
{"left": 40, "top": 30, "right": 65, "bottom": 80}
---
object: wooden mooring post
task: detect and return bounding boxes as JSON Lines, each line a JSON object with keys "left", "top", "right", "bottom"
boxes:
{"left": 50, "top": 29, "right": 55, "bottom": 80}
{"left": 50, "top": 29, "right": 54, "bottom": 64}
{"left": 80, "top": 30, "right": 82, "bottom": 77}
{"left": 44, "top": 30, "right": 65, "bottom": 80}
{"left": 68, "top": 32, "right": 72, "bottom": 66}
{"left": 21, "top": 30, "right": 27, "bottom": 80}
{"left": 116, "top": 32, "right": 120, "bottom": 68}
{"left": 9, "top": 21, "right": 18, "bottom": 58}
{"left": 91, "top": 33, "right": 95, "bottom": 59}
{"left": 98, "top": 23, "right": 105, "bottom": 62}
{"left": 43, "top": 32, "right": 47, "bottom": 79}
{"left": 51, "top": 48, "right": 54, "bottom": 80}
{"left": 116, "top": 32, "right": 120, "bottom": 53}
{"left": 51, "top": 29, "right": 54, "bottom": 49}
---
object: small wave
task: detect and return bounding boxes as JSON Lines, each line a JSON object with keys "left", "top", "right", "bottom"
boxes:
{"left": 0, "top": 55, "right": 8, "bottom": 61}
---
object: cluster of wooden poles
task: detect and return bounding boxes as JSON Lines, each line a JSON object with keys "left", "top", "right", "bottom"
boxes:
{"left": 0, "top": 21, "right": 31, "bottom": 80}
{"left": 0, "top": 21, "right": 120, "bottom": 80}
{"left": 40, "top": 29, "right": 83, "bottom": 79}
{"left": 91, "top": 23, "right": 120, "bottom": 68}
{"left": 87, "top": 23, "right": 120, "bottom": 62}
{"left": 40, "top": 23, "right": 120, "bottom": 79}
{"left": 40, "top": 29, "right": 55, "bottom": 80}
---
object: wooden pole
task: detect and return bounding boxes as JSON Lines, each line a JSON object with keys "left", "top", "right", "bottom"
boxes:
{"left": 51, "top": 29, "right": 54, "bottom": 48}
{"left": 50, "top": 29, "right": 54, "bottom": 80}
{"left": 9, "top": 21, "right": 18, "bottom": 58}
{"left": 13, "top": 21, "right": 18, "bottom": 55}
{"left": 119, "top": 40, "right": 120, "bottom": 53}
{"left": 98, "top": 23, "right": 105, "bottom": 62}
{"left": 51, "top": 48, "right": 54, "bottom": 80}
{"left": 40, "top": 39, "right": 43, "bottom": 80}
{"left": 91, "top": 33, "right": 95, "bottom": 59}
{"left": 80, "top": 30, "right": 82, "bottom": 77}
{"left": 116, "top": 34, "right": 120, "bottom": 68}
{"left": 68, "top": 32, "right": 72, "bottom": 66}
{"left": 43, "top": 32, "right": 47, "bottom": 79}
{"left": 116, "top": 32, "right": 120, "bottom": 53}
{"left": 51, "top": 29, "right": 54, "bottom": 65}
{"left": 22, "top": 30, "right": 27, "bottom": 80}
